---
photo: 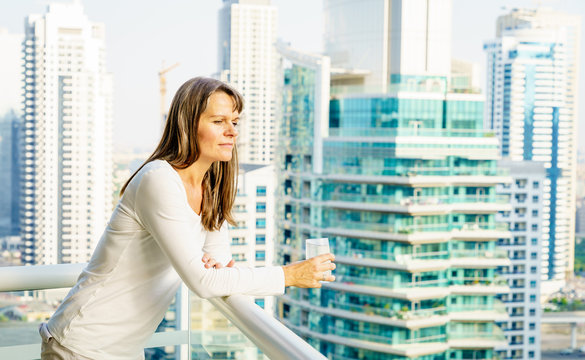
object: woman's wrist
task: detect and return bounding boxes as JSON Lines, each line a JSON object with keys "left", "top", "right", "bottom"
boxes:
{"left": 282, "top": 265, "right": 291, "bottom": 287}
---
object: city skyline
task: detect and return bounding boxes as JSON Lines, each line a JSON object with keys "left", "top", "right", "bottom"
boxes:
{"left": 0, "top": 0, "right": 584, "bottom": 358}
{"left": 0, "top": 0, "right": 584, "bottom": 154}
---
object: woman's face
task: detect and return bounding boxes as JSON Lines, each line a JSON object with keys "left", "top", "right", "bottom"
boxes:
{"left": 197, "top": 91, "right": 239, "bottom": 163}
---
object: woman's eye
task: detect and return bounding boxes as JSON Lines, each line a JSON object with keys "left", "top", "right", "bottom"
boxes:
{"left": 232, "top": 122, "right": 238, "bottom": 127}
{"left": 213, "top": 120, "right": 223, "bottom": 124}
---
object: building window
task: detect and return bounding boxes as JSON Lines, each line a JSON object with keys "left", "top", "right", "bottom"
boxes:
{"left": 531, "top": 238, "right": 538, "bottom": 245}
{"left": 516, "top": 179, "right": 527, "bottom": 188}
{"left": 530, "top": 252, "right": 537, "bottom": 260}
{"left": 530, "top": 281, "right": 536, "bottom": 289}
{"left": 231, "top": 237, "right": 245, "bottom": 245}
{"left": 529, "top": 323, "right": 535, "bottom": 330}
{"left": 255, "top": 251, "right": 265, "bottom": 261}
{"left": 529, "top": 351, "right": 535, "bottom": 358}
{"left": 256, "top": 186, "right": 267, "bottom": 196}
{"left": 532, "top": 210, "right": 538, "bottom": 217}
{"left": 530, "top": 309, "right": 536, "bottom": 316}
{"left": 532, "top": 195, "right": 538, "bottom": 203}
{"left": 233, "top": 253, "right": 246, "bottom": 261}
{"left": 256, "top": 202, "right": 266, "bottom": 213}
{"left": 530, "top": 267, "right": 537, "bottom": 274}
{"left": 531, "top": 224, "right": 538, "bottom": 231}
{"left": 530, "top": 295, "right": 536, "bottom": 302}
{"left": 256, "top": 218, "right": 266, "bottom": 229}
{"left": 532, "top": 181, "right": 539, "bottom": 189}
{"left": 256, "top": 235, "right": 266, "bottom": 244}
{"left": 255, "top": 298, "right": 265, "bottom": 309}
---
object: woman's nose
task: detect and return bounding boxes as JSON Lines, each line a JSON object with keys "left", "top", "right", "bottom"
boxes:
{"left": 226, "top": 122, "right": 238, "bottom": 137}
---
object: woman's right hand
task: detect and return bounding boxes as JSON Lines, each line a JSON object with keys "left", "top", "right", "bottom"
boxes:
{"left": 282, "top": 253, "right": 336, "bottom": 288}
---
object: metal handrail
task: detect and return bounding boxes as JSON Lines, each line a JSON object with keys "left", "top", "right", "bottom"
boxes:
{"left": 0, "top": 263, "right": 326, "bottom": 360}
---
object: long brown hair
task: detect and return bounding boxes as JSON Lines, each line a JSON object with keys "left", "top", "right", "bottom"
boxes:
{"left": 121, "top": 77, "right": 244, "bottom": 231}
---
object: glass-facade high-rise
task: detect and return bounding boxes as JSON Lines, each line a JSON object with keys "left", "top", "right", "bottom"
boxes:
{"left": 484, "top": 7, "right": 581, "bottom": 294}
{"left": 275, "top": 43, "right": 511, "bottom": 359}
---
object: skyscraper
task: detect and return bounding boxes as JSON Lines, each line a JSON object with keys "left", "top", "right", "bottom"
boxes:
{"left": 275, "top": 1, "right": 512, "bottom": 358}
{"left": 324, "top": 0, "right": 452, "bottom": 92}
{"left": 218, "top": 0, "right": 278, "bottom": 165}
{"left": 484, "top": 7, "right": 581, "bottom": 293}
{"left": 21, "top": 2, "right": 113, "bottom": 265}
{"left": 496, "top": 160, "right": 545, "bottom": 360}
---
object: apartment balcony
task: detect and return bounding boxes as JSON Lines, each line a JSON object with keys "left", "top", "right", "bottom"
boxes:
{"left": 323, "top": 194, "right": 511, "bottom": 215}
{"left": 322, "top": 221, "right": 510, "bottom": 244}
{"left": 448, "top": 300, "right": 509, "bottom": 322}
{"left": 0, "top": 263, "right": 325, "bottom": 360}
{"left": 329, "top": 272, "right": 509, "bottom": 299}
{"left": 319, "top": 166, "right": 511, "bottom": 187}
{"left": 450, "top": 276, "right": 510, "bottom": 295}
{"left": 334, "top": 247, "right": 510, "bottom": 271}
{"left": 448, "top": 327, "right": 508, "bottom": 348}
{"left": 300, "top": 325, "right": 449, "bottom": 358}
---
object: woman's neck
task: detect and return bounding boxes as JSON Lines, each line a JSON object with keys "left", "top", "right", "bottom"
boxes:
{"left": 174, "top": 159, "right": 212, "bottom": 188}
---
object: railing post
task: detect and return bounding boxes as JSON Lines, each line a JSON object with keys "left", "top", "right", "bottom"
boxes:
{"left": 571, "top": 322, "right": 577, "bottom": 350}
{"left": 175, "top": 284, "right": 190, "bottom": 360}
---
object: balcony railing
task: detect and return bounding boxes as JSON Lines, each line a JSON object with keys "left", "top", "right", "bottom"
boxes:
{"left": 325, "top": 326, "right": 447, "bottom": 345}
{"left": 325, "top": 193, "right": 509, "bottom": 206}
{"left": 449, "top": 327, "right": 506, "bottom": 342}
{"left": 0, "top": 263, "right": 326, "bottom": 360}
{"left": 321, "top": 164, "right": 508, "bottom": 177}
{"left": 323, "top": 221, "right": 509, "bottom": 235}
{"left": 327, "top": 127, "right": 494, "bottom": 139}
{"left": 328, "top": 300, "right": 448, "bottom": 320}
{"left": 334, "top": 247, "right": 507, "bottom": 262}
{"left": 336, "top": 273, "right": 507, "bottom": 290}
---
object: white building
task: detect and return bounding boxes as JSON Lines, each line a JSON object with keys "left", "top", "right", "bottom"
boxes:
{"left": 21, "top": 2, "right": 113, "bottom": 265}
{"left": 496, "top": 160, "right": 545, "bottom": 360}
{"left": 484, "top": 8, "right": 581, "bottom": 294}
{"left": 230, "top": 164, "right": 276, "bottom": 312}
{"left": 218, "top": 0, "right": 278, "bottom": 165}
{"left": 324, "top": 0, "right": 452, "bottom": 91}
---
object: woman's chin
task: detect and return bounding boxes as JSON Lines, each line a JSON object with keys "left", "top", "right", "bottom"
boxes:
{"left": 217, "top": 154, "right": 233, "bottom": 162}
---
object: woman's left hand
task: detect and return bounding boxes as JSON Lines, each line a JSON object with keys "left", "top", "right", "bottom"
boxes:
{"left": 202, "top": 253, "right": 235, "bottom": 269}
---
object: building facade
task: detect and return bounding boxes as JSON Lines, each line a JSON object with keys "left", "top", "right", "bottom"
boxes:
{"left": 21, "top": 2, "right": 113, "bottom": 265}
{"left": 484, "top": 7, "right": 581, "bottom": 293}
{"left": 275, "top": 41, "right": 511, "bottom": 359}
{"left": 230, "top": 164, "right": 277, "bottom": 312}
{"left": 496, "top": 160, "right": 545, "bottom": 359}
{"left": 218, "top": 0, "right": 278, "bottom": 165}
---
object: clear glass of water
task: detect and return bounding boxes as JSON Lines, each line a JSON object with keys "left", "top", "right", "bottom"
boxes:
{"left": 306, "top": 238, "right": 331, "bottom": 278}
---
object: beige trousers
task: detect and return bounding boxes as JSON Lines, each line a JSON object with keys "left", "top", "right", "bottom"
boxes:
{"left": 39, "top": 323, "right": 92, "bottom": 360}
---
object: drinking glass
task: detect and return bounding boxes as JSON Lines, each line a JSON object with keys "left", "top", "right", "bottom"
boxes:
{"left": 306, "top": 238, "right": 331, "bottom": 278}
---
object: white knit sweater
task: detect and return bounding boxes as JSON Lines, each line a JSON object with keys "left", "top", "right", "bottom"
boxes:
{"left": 47, "top": 160, "right": 285, "bottom": 359}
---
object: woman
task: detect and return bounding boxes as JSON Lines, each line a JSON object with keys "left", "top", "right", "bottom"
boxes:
{"left": 39, "top": 77, "right": 336, "bottom": 359}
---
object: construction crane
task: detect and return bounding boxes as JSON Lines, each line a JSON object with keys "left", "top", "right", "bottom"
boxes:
{"left": 158, "top": 61, "right": 180, "bottom": 130}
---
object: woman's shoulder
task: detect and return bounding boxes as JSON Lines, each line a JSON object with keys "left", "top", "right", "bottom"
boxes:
{"left": 128, "top": 160, "right": 180, "bottom": 193}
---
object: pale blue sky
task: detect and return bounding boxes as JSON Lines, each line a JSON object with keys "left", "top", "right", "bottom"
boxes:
{"left": 0, "top": 0, "right": 584, "bottom": 153}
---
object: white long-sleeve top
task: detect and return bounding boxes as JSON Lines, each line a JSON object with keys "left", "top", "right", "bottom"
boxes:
{"left": 46, "top": 160, "right": 285, "bottom": 360}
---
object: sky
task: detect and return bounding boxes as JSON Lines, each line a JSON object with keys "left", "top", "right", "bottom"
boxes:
{"left": 0, "top": 0, "right": 584, "bottom": 154}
